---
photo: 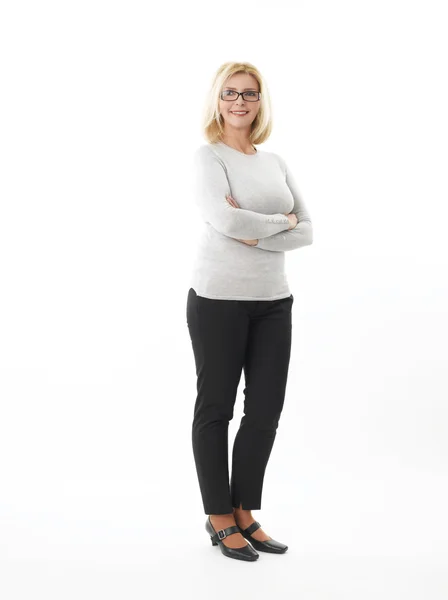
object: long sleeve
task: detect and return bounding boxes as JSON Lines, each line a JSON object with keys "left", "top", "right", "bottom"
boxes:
{"left": 194, "top": 146, "right": 291, "bottom": 239}
{"left": 255, "top": 155, "right": 313, "bottom": 252}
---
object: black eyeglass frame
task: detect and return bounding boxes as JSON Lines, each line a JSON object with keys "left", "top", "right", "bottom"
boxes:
{"left": 220, "top": 91, "right": 261, "bottom": 102}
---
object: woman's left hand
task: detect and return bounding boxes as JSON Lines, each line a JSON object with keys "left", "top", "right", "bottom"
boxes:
{"left": 236, "top": 238, "right": 258, "bottom": 246}
{"left": 226, "top": 195, "right": 258, "bottom": 246}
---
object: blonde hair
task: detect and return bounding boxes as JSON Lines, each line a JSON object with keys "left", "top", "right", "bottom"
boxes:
{"left": 201, "top": 61, "right": 273, "bottom": 145}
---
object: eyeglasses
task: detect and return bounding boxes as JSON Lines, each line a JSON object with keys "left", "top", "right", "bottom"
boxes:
{"left": 220, "top": 90, "right": 261, "bottom": 102}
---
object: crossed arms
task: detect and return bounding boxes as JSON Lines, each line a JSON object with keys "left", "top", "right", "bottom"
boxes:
{"left": 194, "top": 145, "right": 313, "bottom": 252}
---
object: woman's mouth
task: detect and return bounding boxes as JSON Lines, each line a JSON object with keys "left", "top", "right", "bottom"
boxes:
{"left": 230, "top": 111, "right": 249, "bottom": 116}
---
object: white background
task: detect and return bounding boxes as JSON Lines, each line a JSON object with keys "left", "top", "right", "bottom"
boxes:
{"left": 1, "top": 0, "right": 447, "bottom": 598}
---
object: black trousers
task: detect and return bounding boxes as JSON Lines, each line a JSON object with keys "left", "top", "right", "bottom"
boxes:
{"left": 186, "top": 287, "right": 294, "bottom": 515}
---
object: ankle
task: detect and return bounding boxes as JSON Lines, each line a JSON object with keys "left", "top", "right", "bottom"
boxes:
{"left": 209, "top": 513, "right": 235, "bottom": 524}
{"left": 234, "top": 506, "right": 253, "bottom": 518}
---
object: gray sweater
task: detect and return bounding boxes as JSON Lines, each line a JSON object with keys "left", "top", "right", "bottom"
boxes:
{"left": 189, "top": 141, "right": 313, "bottom": 300}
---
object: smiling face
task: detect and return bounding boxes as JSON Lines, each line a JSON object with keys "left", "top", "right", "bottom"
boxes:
{"left": 219, "top": 72, "right": 261, "bottom": 134}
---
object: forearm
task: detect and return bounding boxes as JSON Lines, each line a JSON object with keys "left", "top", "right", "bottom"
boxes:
{"left": 219, "top": 209, "right": 291, "bottom": 239}
{"left": 255, "top": 220, "right": 313, "bottom": 251}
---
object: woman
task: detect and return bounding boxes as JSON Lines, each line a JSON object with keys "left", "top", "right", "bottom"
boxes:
{"left": 186, "top": 61, "right": 313, "bottom": 561}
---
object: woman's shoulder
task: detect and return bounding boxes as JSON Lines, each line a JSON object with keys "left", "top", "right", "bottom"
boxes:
{"left": 194, "top": 142, "right": 227, "bottom": 165}
{"left": 266, "top": 150, "right": 286, "bottom": 171}
{"left": 194, "top": 142, "right": 219, "bottom": 158}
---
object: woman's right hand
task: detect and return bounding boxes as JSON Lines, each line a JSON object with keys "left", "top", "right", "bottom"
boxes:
{"left": 226, "top": 195, "right": 239, "bottom": 208}
{"left": 286, "top": 213, "right": 298, "bottom": 230}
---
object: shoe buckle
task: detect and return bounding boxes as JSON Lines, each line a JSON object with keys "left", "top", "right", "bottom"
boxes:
{"left": 217, "top": 529, "right": 226, "bottom": 540}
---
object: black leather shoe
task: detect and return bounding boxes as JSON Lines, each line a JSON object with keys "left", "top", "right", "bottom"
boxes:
{"left": 237, "top": 520, "right": 288, "bottom": 553}
{"left": 205, "top": 516, "right": 259, "bottom": 561}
